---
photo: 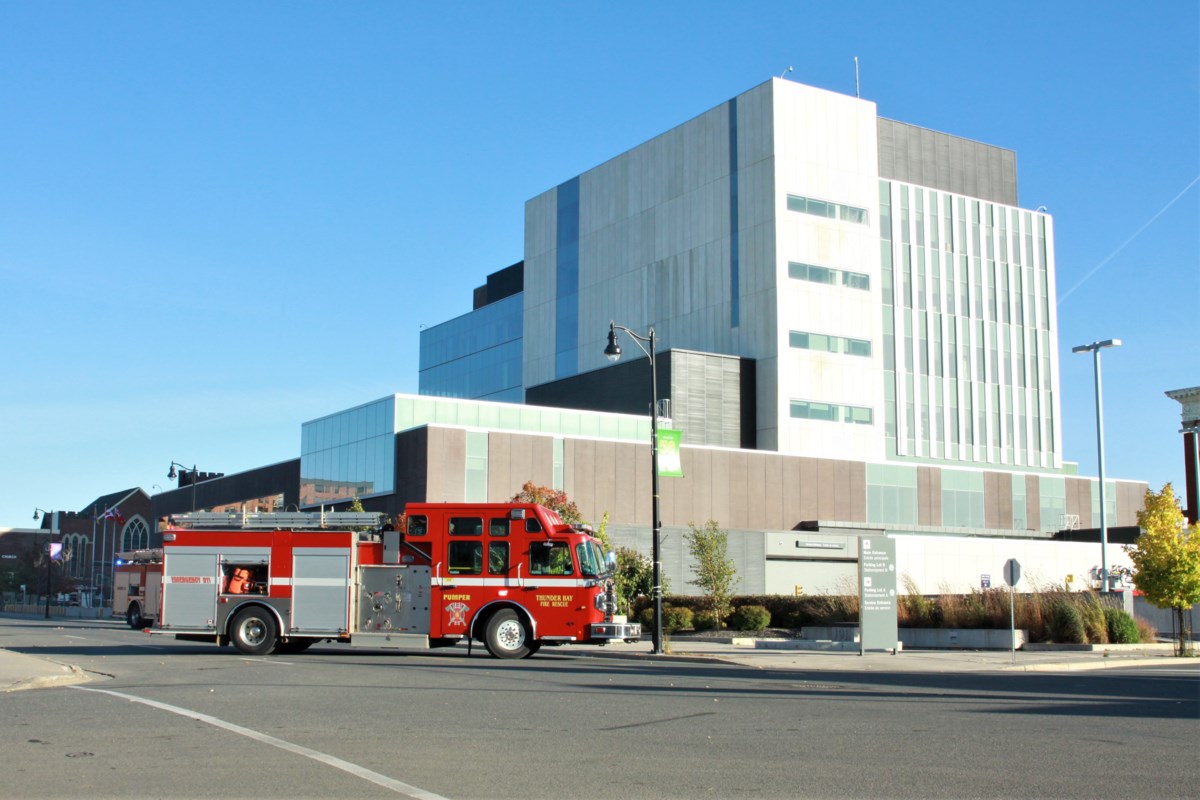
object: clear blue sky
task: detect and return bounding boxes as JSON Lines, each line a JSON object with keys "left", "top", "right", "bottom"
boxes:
{"left": 2, "top": 2, "right": 1196, "bottom": 526}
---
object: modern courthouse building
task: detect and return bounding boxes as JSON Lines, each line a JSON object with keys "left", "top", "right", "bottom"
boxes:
{"left": 209, "top": 79, "right": 1149, "bottom": 595}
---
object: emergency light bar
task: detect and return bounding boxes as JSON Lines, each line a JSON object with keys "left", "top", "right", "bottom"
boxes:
{"left": 169, "top": 510, "right": 384, "bottom": 530}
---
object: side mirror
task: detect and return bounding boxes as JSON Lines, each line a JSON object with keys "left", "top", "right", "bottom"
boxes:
{"left": 606, "top": 551, "right": 618, "bottom": 570}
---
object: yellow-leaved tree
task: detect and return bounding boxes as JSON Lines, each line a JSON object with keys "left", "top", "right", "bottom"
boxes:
{"left": 1126, "top": 484, "right": 1200, "bottom": 656}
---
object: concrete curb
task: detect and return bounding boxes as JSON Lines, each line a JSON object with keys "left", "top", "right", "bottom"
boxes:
{"left": 2, "top": 656, "right": 92, "bottom": 692}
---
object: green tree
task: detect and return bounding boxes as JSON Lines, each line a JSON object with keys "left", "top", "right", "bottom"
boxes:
{"left": 614, "top": 546, "right": 654, "bottom": 617}
{"left": 511, "top": 481, "right": 581, "bottom": 524}
{"left": 1127, "top": 484, "right": 1200, "bottom": 656}
{"left": 685, "top": 519, "right": 738, "bottom": 627}
{"left": 343, "top": 497, "right": 375, "bottom": 532}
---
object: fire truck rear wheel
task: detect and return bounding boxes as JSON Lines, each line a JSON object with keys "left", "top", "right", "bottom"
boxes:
{"left": 484, "top": 609, "right": 532, "bottom": 659}
{"left": 230, "top": 607, "right": 278, "bottom": 656}
{"left": 126, "top": 603, "right": 144, "bottom": 630}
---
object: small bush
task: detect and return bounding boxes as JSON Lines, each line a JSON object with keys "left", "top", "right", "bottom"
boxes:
{"left": 727, "top": 605, "right": 771, "bottom": 632}
{"left": 1078, "top": 593, "right": 1109, "bottom": 644}
{"left": 662, "top": 605, "right": 694, "bottom": 633}
{"left": 693, "top": 610, "right": 721, "bottom": 631}
{"left": 1048, "top": 602, "right": 1087, "bottom": 644}
{"left": 637, "top": 605, "right": 694, "bottom": 633}
{"left": 1104, "top": 608, "right": 1140, "bottom": 644}
{"left": 1135, "top": 616, "right": 1158, "bottom": 644}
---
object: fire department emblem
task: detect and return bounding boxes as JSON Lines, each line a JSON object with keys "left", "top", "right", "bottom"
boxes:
{"left": 445, "top": 601, "right": 470, "bottom": 627}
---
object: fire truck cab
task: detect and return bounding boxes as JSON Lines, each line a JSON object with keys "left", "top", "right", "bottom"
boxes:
{"left": 156, "top": 504, "right": 640, "bottom": 659}
{"left": 112, "top": 549, "right": 163, "bottom": 629}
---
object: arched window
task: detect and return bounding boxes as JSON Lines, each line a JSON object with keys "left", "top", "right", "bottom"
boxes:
{"left": 121, "top": 517, "right": 150, "bottom": 552}
{"left": 60, "top": 533, "right": 89, "bottom": 579}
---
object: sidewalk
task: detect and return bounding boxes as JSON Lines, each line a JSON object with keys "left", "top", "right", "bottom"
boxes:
{"left": 0, "top": 649, "right": 91, "bottom": 692}
{"left": 568, "top": 636, "right": 1197, "bottom": 673}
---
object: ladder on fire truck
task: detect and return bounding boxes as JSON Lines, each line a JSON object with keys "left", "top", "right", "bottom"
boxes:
{"left": 168, "top": 510, "right": 384, "bottom": 530}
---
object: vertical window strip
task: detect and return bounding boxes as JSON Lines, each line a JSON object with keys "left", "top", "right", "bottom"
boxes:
{"left": 554, "top": 177, "right": 581, "bottom": 380}
{"left": 729, "top": 98, "right": 740, "bottom": 328}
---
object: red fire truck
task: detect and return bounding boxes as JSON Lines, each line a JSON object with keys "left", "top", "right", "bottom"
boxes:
{"left": 154, "top": 504, "right": 640, "bottom": 659}
{"left": 112, "top": 549, "right": 163, "bottom": 629}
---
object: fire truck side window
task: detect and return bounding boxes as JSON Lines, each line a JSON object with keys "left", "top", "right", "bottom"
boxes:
{"left": 488, "top": 542, "right": 509, "bottom": 574}
{"left": 223, "top": 564, "right": 266, "bottom": 594}
{"left": 449, "top": 517, "right": 483, "bottom": 536}
{"left": 407, "top": 516, "right": 428, "bottom": 536}
{"left": 448, "top": 541, "right": 483, "bottom": 575}
{"left": 525, "top": 517, "right": 543, "bottom": 533}
{"left": 529, "top": 542, "right": 573, "bottom": 576}
{"left": 489, "top": 518, "right": 509, "bottom": 536}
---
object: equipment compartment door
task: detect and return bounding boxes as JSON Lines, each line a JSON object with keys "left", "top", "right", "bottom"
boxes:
{"left": 292, "top": 550, "right": 350, "bottom": 633}
{"left": 162, "top": 553, "right": 219, "bottom": 629}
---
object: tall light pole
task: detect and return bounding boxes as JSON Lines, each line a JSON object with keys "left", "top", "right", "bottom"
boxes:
{"left": 1072, "top": 339, "right": 1121, "bottom": 591}
{"left": 32, "top": 508, "right": 59, "bottom": 619}
{"left": 604, "top": 321, "right": 664, "bottom": 655}
{"left": 168, "top": 461, "right": 199, "bottom": 512}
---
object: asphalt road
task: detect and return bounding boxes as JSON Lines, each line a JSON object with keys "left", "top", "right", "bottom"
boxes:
{"left": 2, "top": 618, "right": 1197, "bottom": 799}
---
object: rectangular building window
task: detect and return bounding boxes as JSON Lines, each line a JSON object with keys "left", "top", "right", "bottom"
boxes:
{"left": 787, "top": 193, "right": 869, "bottom": 225}
{"left": 790, "top": 399, "right": 873, "bottom": 425}
{"left": 790, "top": 330, "right": 872, "bottom": 357}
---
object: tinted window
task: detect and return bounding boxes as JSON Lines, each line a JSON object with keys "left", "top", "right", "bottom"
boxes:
{"left": 488, "top": 542, "right": 509, "bottom": 574}
{"left": 448, "top": 541, "right": 482, "bottom": 575}
{"left": 449, "top": 517, "right": 483, "bottom": 536}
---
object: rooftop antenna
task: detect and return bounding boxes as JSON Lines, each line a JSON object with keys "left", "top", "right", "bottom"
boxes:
{"left": 780, "top": 65, "right": 793, "bottom": 79}
{"left": 854, "top": 57, "right": 861, "bottom": 98}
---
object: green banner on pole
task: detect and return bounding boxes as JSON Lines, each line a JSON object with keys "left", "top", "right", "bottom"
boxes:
{"left": 657, "top": 428, "right": 683, "bottom": 477}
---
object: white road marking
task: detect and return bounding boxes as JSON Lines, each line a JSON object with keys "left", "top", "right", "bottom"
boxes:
{"left": 71, "top": 686, "right": 448, "bottom": 799}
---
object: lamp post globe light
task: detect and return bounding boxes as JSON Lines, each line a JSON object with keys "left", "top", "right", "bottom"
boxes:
{"left": 167, "top": 461, "right": 199, "bottom": 512}
{"left": 604, "top": 321, "right": 664, "bottom": 655}
{"left": 32, "top": 507, "right": 59, "bottom": 619}
{"left": 1071, "top": 339, "right": 1121, "bottom": 591}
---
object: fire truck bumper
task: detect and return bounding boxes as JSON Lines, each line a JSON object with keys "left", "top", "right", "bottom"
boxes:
{"left": 588, "top": 621, "right": 642, "bottom": 643}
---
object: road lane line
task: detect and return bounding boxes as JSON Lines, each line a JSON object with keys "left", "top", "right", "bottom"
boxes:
{"left": 71, "top": 686, "right": 448, "bottom": 799}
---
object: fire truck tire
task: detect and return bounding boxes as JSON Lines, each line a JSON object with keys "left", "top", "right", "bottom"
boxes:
{"left": 126, "top": 603, "right": 144, "bottom": 630}
{"left": 230, "top": 607, "right": 278, "bottom": 656}
{"left": 483, "top": 609, "right": 532, "bottom": 659}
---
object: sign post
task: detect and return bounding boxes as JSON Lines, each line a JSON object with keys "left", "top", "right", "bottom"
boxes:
{"left": 1004, "top": 558, "right": 1021, "bottom": 664}
{"left": 858, "top": 536, "right": 898, "bottom": 654}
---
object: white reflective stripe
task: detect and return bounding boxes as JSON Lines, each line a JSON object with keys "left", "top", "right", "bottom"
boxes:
{"left": 269, "top": 577, "right": 292, "bottom": 586}
{"left": 436, "top": 576, "right": 591, "bottom": 588}
{"left": 291, "top": 578, "right": 349, "bottom": 587}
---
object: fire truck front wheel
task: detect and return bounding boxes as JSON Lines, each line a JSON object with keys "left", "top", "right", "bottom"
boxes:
{"left": 483, "top": 609, "right": 535, "bottom": 659}
{"left": 230, "top": 607, "right": 278, "bottom": 656}
{"left": 126, "top": 602, "right": 145, "bottom": 630}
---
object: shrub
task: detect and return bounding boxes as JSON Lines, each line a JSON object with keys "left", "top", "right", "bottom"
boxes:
{"left": 638, "top": 606, "right": 693, "bottom": 633}
{"left": 661, "top": 605, "right": 694, "bottom": 633}
{"left": 727, "top": 605, "right": 771, "bottom": 632}
{"left": 1048, "top": 602, "right": 1086, "bottom": 644}
{"left": 1135, "top": 616, "right": 1158, "bottom": 644}
{"left": 1104, "top": 608, "right": 1140, "bottom": 644}
{"left": 693, "top": 610, "right": 721, "bottom": 631}
{"left": 1078, "top": 593, "right": 1109, "bottom": 644}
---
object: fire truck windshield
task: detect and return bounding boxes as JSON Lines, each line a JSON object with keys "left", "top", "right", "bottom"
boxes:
{"left": 577, "top": 540, "right": 608, "bottom": 577}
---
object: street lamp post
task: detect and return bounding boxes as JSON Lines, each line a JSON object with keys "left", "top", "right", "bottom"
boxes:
{"left": 32, "top": 508, "right": 59, "bottom": 619}
{"left": 1072, "top": 339, "right": 1121, "bottom": 591}
{"left": 604, "top": 321, "right": 664, "bottom": 655}
{"left": 167, "top": 461, "right": 199, "bottom": 512}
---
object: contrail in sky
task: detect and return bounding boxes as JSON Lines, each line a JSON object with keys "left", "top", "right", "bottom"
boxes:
{"left": 1058, "top": 175, "right": 1200, "bottom": 305}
